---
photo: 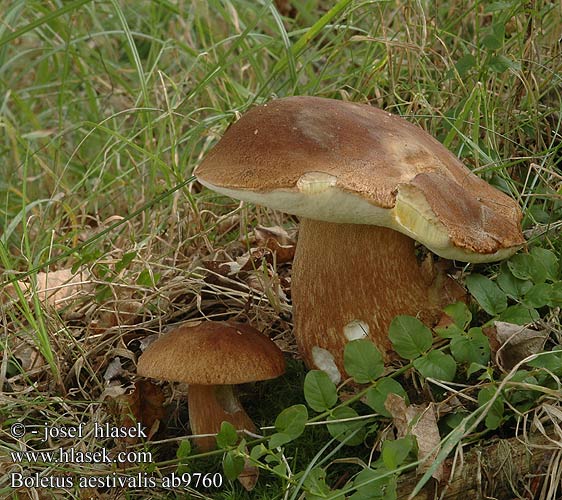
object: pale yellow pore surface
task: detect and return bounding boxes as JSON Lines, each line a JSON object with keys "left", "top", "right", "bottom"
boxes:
{"left": 196, "top": 96, "right": 525, "bottom": 262}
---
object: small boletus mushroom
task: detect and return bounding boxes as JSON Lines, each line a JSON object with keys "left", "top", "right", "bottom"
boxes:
{"left": 195, "top": 96, "right": 525, "bottom": 381}
{"left": 137, "top": 321, "right": 285, "bottom": 451}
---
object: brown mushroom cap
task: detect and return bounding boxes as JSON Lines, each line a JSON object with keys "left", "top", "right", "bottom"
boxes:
{"left": 195, "top": 96, "right": 524, "bottom": 262}
{"left": 137, "top": 321, "right": 285, "bottom": 385}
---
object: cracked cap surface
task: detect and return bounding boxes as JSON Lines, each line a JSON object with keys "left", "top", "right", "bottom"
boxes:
{"left": 195, "top": 96, "right": 525, "bottom": 262}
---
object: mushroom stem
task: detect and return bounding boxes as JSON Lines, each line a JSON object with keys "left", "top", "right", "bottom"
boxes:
{"left": 292, "top": 219, "right": 466, "bottom": 380}
{"left": 188, "top": 384, "right": 256, "bottom": 452}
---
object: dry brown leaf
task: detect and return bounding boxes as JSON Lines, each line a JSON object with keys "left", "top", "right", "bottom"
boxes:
{"left": 11, "top": 340, "right": 45, "bottom": 373}
{"left": 121, "top": 380, "right": 166, "bottom": 441}
{"left": 105, "top": 379, "right": 165, "bottom": 448}
{"left": 263, "top": 238, "right": 296, "bottom": 264}
{"left": 203, "top": 255, "right": 251, "bottom": 276}
{"left": 484, "top": 321, "right": 549, "bottom": 371}
{"left": 385, "top": 393, "right": 443, "bottom": 481}
{"left": 101, "top": 382, "right": 131, "bottom": 401}
{"left": 238, "top": 456, "right": 259, "bottom": 491}
{"left": 4, "top": 267, "right": 92, "bottom": 310}
{"left": 216, "top": 214, "right": 240, "bottom": 234}
{"left": 103, "top": 357, "right": 125, "bottom": 381}
{"left": 91, "top": 299, "right": 143, "bottom": 334}
{"left": 253, "top": 225, "right": 294, "bottom": 246}
{"left": 384, "top": 392, "right": 414, "bottom": 437}
{"left": 274, "top": 0, "right": 297, "bottom": 18}
{"left": 253, "top": 225, "right": 296, "bottom": 264}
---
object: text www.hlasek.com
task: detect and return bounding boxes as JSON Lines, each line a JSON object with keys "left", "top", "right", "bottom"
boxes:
{"left": 9, "top": 422, "right": 224, "bottom": 491}
{"left": 11, "top": 447, "right": 152, "bottom": 464}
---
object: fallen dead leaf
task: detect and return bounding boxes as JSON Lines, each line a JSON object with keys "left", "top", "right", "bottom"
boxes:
{"left": 483, "top": 321, "right": 549, "bottom": 371}
{"left": 216, "top": 214, "right": 240, "bottom": 235}
{"left": 103, "top": 357, "right": 125, "bottom": 381}
{"left": 252, "top": 225, "right": 295, "bottom": 247}
{"left": 110, "top": 380, "right": 166, "bottom": 444}
{"left": 101, "top": 381, "right": 132, "bottom": 401}
{"left": 252, "top": 225, "right": 296, "bottom": 264}
{"left": 385, "top": 393, "right": 443, "bottom": 481}
{"left": 91, "top": 299, "right": 143, "bottom": 334}
{"left": 11, "top": 340, "right": 45, "bottom": 374}
{"left": 3, "top": 267, "right": 92, "bottom": 310}
{"left": 238, "top": 455, "right": 259, "bottom": 491}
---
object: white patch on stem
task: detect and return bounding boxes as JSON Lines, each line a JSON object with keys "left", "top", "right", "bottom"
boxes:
{"left": 311, "top": 346, "right": 341, "bottom": 384}
{"left": 343, "top": 320, "right": 369, "bottom": 341}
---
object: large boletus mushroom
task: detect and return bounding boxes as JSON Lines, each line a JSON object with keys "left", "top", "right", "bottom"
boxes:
{"left": 195, "top": 96, "right": 524, "bottom": 381}
{"left": 137, "top": 321, "right": 285, "bottom": 451}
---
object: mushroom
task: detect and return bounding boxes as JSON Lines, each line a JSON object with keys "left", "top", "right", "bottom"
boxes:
{"left": 137, "top": 321, "right": 285, "bottom": 451}
{"left": 195, "top": 96, "right": 525, "bottom": 381}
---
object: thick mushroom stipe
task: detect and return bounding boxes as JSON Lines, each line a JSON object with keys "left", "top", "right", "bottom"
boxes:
{"left": 188, "top": 384, "right": 256, "bottom": 452}
{"left": 293, "top": 219, "right": 466, "bottom": 375}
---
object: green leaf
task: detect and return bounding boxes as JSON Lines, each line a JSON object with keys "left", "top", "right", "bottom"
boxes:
{"left": 176, "top": 439, "right": 191, "bottom": 460}
{"left": 465, "top": 274, "right": 507, "bottom": 315}
{"left": 485, "top": 1, "right": 516, "bottom": 12}
{"left": 527, "top": 348, "right": 562, "bottom": 375}
{"left": 364, "top": 378, "right": 407, "bottom": 417}
{"left": 454, "top": 54, "right": 476, "bottom": 77}
{"left": 268, "top": 433, "right": 291, "bottom": 449}
{"left": 450, "top": 327, "right": 490, "bottom": 365}
{"left": 508, "top": 254, "right": 547, "bottom": 284}
{"left": 326, "top": 406, "right": 365, "bottom": 446}
{"left": 414, "top": 351, "right": 456, "bottom": 381}
{"left": 95, "top": 284, "right": 113, "bottom": 303}
{"left": 216, "top": 421, "right": 238, "bottom": 449}
{"left": 250, "top": 444, "right": 267, "bottom": 461}
{"left": 223, "top": 450, "right": 245, "bottom": 480}
{"left": 388, "top": 316, "right": 433, "bottom": 360}
{"left": 497, "top": 262, "right": 533, "bottom": 299}
{"left": 344, "top": 339, "right": 384, "bottom": 383}
{"left": 435, "top": 302, "right": 470, "bottom": 339}
{"left": 176, "top": 439, "right": 191, "bottom": 475}
{"left": 352, "top": 467, "right": 393, "bottom": 498}
{"left": 524, "top": 283, "right": 552, "bottom": 308}
{"left": 115, "top": 250, "right": 136, "bottom": 273}
{"left": 467, "top": 362, "right": 487, "bottom": 377}
{"left": 273, "top": 462, "right": 287, "bottom": 476}
{"left": 303, "top": 467, "right": 330, "bottom": 497}
{"left": 497, "top": 305, "right": 539, "bottom": 325}
{"left": 275, "top": 404, "right": 308, "bottom": 435}
{"left": 268, "top": 404, "right": 308, "bottom": 448}
{"left": 435, "top": 322, "right": 464, "bottom": 339}
{"left": 547, "top": 282, "right": 562, "bottom": 307}
{"left": 482, "top": 23, "right": 505, "bottom": 50}
{"left": 136, "top": 268, "right": 161, "bottom": 286}
{"left": 382, "top": 436, "right": 414, "bottom": 469}
{"left": 304, "top": 371, "right": 338, "bottom": 412}
{"left": 443, "top": 302, "right": 472, "bottom": 329}
{"left": 442, "top": 411, "right": 469, "bottom": 430}
{"left": 524, "top": 281, "right": 562, "bottom": 308}
{"left": 488, "top": 54, "right": 520, "bottom": 73}
{"left": 478, "top": 387, "right": 504, "bottom": 430}
{"left": 530, "top": 247, "right": 559, "bottom": 281}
